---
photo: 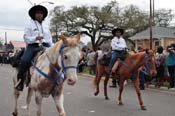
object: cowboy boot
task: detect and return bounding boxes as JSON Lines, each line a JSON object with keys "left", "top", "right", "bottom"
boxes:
{"left": 109, "top": 78, "right": 117, "bottom": 88}
{"left": 15, "top": 61, "right": 29, "bottom": 91}
{"left": 15, "top": 72, "right": 25, "bottom": 91}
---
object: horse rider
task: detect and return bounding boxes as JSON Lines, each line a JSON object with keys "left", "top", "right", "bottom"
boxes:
{"left": 15, "top": 5, "right": 53, "bottom": 91}
{"left": 109, "top": 28, "right": 127, "bottom": 87}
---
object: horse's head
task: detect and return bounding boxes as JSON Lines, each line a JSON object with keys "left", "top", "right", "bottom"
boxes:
{"left": 59, "top": 33, "right": 82, "bottom": 85}
{"left": 144, "top": 49, "right": 157, "bottom": 77}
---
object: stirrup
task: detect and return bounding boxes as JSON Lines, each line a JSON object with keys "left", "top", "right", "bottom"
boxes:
{"left": 110, "top": 72, "right": 114, "bottom": 78}
{"left": 15, "top": 79, "right": 24, "bottom": 91}
{"left": 14, "top": 79, "right": 21, "bottom": 88}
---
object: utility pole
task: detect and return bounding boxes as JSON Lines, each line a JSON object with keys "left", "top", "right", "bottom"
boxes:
{"left": 5, "top": 32, "right": 7, "bottom": 45}
{"left": 153, "top": 0, "right": 155, "bottom": 24}
{"left": 150, "top": 0, "right": 153, "bottom": 49}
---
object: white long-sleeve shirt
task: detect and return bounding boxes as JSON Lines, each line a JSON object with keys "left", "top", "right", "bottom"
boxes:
{"left": 23, "top": 20, "right": 53, "bottom": 46}
{"left": 111, "top": 36, "right": 127, "bottom": 50}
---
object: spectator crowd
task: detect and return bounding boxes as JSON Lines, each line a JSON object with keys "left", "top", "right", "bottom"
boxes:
{"left": 79, "top": 44, "right": 175, "bottom": 90}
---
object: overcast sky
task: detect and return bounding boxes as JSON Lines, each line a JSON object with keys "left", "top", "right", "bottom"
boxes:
{"left": 0, "top": 0, "right": 175, "bottom": 44}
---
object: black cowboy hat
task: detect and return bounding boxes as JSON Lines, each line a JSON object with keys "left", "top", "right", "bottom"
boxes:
{"left": 28, "top": 5, "right": 48, "bottom": 20}
{"left": 112, "top": 28, "right": 124, "bottom": 36}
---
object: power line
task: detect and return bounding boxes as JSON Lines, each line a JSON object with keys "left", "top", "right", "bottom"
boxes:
{"left": 0, "top": 27, "right": 23, "bottom": 31}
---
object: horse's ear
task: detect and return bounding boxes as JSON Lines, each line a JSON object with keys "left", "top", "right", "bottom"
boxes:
{"left": 60, "top": 34, "right": 68, "bottom": 44}
{"left": 79, "top": 51, "right": 84, "bottom": 60}
{"left": 153, "top": 49, "right": 156, "bottom": 53}
{"left": 75, "top": 33, "right": 81, "bottom": 43}
{"left": 145, "top": 48, "right": 149, "bottom": 54}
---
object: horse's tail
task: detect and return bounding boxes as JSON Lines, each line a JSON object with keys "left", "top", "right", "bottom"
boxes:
{"left": 93, "top": 63, "right": 99, "bottom": 88}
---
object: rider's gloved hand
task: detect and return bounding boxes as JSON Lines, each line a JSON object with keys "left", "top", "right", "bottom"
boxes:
{"left": 36, "top": 36, "right": 43, "bottom": 40}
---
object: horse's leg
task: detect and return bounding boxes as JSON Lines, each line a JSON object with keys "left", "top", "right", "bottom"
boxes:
{"left": 94, "top": 75, "right": 102, "bottom": 96}
{"left": 104, "top": 74, "right": 110, "bottom": 100}
{"left": 133, "top": 76, "right": 147, "bottom": 110}
{"left": 53, "top": 93, "right": 66, "bottom": 116}
{"left": 26, "top": 87, "right": 33, "bottom": 116}
{"left": 12, "top": 89, "right": 20, "bottom": 116}
{"left": 94, "top": 64, "right": 102, "bottom": 96}
{"left": 118, "top": 77, "right": 125, "bottom": 105}
{"left": 35, "top": 91, "right": 43, "bottom": 116}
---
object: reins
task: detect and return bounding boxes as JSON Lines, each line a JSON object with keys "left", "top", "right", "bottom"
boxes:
{"left": 119, "top": 53, "right": 154, "bottom": 80}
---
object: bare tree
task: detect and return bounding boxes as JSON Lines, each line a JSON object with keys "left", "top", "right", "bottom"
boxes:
{"left": 50, "top": 1, "right": 173, "bottom": 50}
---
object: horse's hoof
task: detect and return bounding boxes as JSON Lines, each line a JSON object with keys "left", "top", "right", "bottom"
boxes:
{"left": 141, "top": 106, "right": 147, "bottom": 110}
{"left": 105, "top": 96, "right": 109, "bottom": 100}
{"left": 12, "top": 112, "right": 18, "bottom": 116}
{"left": 118, "top": 102, "right": 124, "bottom": 105}
{"left": 59, "top": 112, "right": 66, "bottom": 116}
{"left": 94, "top": 92, "right": 99, "bottom": 96}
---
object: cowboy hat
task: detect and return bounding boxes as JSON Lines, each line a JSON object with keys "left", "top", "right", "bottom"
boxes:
{"left": 112, "top": 28, "right": 124, "bottom": 36}
{"left": 28, "top": 5, "right": 48, "bottom": 20}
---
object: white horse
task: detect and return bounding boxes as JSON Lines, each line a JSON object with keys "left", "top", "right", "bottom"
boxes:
{"left": 12, "top": 33, "right": 82, "bottom": 116}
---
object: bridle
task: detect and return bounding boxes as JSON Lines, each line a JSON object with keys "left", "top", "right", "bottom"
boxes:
{"left": 31, "top": 44, "right": 78, "bottom": 96}
{"left": 59, "top": 44, "right": 78, "bottom": 78}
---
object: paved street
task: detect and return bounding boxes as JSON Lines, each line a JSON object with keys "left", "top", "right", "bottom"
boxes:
{"left": 0, "top": 64, "right": 175, "bottom": 116}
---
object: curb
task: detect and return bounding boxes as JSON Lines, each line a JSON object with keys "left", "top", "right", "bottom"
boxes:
{"left": 78, "top": 73, "right": 111, "bottom": 81}
{"left": 78, "top": 73, "right": 175, "bottom": 94}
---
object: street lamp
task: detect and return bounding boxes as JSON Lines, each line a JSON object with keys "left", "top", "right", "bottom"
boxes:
{"left": 27, "top": 0, "right": 34, "bottom": 5}
{"left": 27, "top": 0, "right": 54, "bottom": 6}
{"left": 38, "top": 1, "right": 54, "bottom": 5}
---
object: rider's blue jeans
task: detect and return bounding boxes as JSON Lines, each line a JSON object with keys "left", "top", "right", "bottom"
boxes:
{"left": 18, "top": 44, "right": 41, "bottom": 76}
{"left": 21, "top": 45, "right": 38, "bottom": 63}
{"left": 109, "top": 51, "right": 120, "bottom": 74}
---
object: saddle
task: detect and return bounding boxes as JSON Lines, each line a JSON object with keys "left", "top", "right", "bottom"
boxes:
{"left": 12, "top": 47, "right": 45, "bottom": 87}
{"left": 10, "top": 49, "right": 25, "bottom": 67}
{"left": 119, "top": 50, "right": 128, "bottom": 61}
{"left": 11, "top": 46, "right": 45, "bottom": 67}
{"left": 98, "top": 50, "right": 128, "bottom": 66}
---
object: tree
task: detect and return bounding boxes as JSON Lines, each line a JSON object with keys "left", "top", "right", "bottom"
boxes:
{"left": 50, "top": 6, "right": 65, "bottom": 42}
{"left": 121, "top": 5, "right": 149, "bottom": 35}
{"left": 153, "top": 9, "right": 174, "bottom": 27}
{"left": 50, "top": 1, "right": 121, "bottom": 50}
{"left": 50, "top": 1, "right": 173, "bottom": 50}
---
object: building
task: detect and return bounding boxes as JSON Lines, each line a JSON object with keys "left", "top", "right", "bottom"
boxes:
{"left": 8, "top": 41, "right": 26, "bottom": 52}
{"left": 129, "top": 26, "right": 175, "bottom": 49}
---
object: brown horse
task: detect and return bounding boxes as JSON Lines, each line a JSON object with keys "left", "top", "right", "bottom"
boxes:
{"left": 93, "top": 50, "right": 156, "bottom": 110}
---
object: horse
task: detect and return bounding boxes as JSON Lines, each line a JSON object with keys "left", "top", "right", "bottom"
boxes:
{"left": 93, "top": 50, "right": 156, "bottom": 110}
{"left": 12, "top": 33, "right": 82, "bottom": 116}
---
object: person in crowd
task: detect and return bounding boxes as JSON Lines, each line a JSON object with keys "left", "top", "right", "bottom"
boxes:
{"left": 137, "top": 47, "right": 147, "bottom": 90}
{"left": 155, "top": 46, "right": 165, "bottom": 88}
{"left": 137, "top": 46, "right": 145, "bottom": 52}
{"left": 165, "top": 44, "right": 175, "bottom": 88}
{"left": 87, "top": 49, "right": 96, "bottom": 75}
{"left": 78, "top": 47, "right": 87, "bottom": 73}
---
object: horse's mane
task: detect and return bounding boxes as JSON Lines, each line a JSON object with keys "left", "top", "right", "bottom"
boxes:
{"left": 39, "top": 37, "right": 79, "bottom": 65}
{"left": 128, "top": 52, "right": 146, "bottom": 65}
{"left": 127, "top": 51, "right": 145, "bottom": 59}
